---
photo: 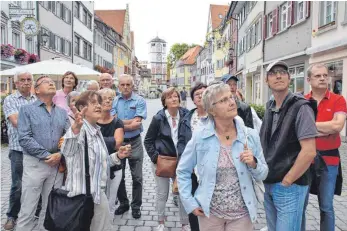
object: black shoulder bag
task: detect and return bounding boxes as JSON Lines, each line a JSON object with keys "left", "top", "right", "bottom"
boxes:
{"left": 44, "top": 133, "right": 94, "bottom": 231}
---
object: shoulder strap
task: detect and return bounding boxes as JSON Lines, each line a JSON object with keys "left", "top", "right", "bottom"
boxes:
{"left": 84, "top": 133, "right": 91, "bottom": 196}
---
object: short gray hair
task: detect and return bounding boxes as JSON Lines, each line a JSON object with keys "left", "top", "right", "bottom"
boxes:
{"left": 202, "top": 82, "right": 230, "bottom": 118}
{"left": 98, "top": 88, "right": 116, "bottom": 98}
{"left": 14, "top": 69, "right": 33, "bottom": 82}
{"left": 66, "top": 91, "right": 81, "bottom": 106}
{"left": 307, "top": 63, "right": 328, "bottom": 78}
{"left": 86, "top": 80, "right": 99, "bottom": 89}
{"left": 119, "top": 74, "right": 134, "bottom": 85}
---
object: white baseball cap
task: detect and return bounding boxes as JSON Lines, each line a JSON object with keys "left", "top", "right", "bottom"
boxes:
{"left": 266, "top": 60, "right": 289, "bottom": 72}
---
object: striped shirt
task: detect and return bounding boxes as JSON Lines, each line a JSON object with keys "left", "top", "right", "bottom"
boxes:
{"left": 61, "top": 120, "right": 121, "bottom": 204}
{"left": 3, "top": 91, "right": 36, "bottom": 151}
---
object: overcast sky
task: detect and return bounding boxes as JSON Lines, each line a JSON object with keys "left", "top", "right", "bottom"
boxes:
{"left": 94, "top": 0, "right": 230, "bottom": 61}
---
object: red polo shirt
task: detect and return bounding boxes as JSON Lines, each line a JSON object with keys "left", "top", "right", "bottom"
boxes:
{"left": 305, "top": 90, "right": 347, "bottom": 165}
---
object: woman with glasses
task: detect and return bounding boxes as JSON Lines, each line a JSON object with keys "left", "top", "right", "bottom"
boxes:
{"left": 144, "top": 87, "right": 190, "bottom": 231}
{"left": 177, "top": 82, "right": 209, "bottom": 231}
{"left": 177, "top": 82, "right": 268, "bottom": 231}
{"left": 53, "top": 71, "right": 79, "bottom": 113}
{"left": 96, "top": 88, "right": 125, "bottom": 216}
{"left": 61, "top": 90, "right": 131, "bottom": 230}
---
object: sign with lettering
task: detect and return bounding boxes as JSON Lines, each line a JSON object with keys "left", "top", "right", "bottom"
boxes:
{"left": 9, "top": 8, "right": 34, "bottom": 17}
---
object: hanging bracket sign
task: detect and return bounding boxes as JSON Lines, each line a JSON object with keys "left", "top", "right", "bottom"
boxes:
{"left": 9, "top": 6, "right": 35, "bottom": 18}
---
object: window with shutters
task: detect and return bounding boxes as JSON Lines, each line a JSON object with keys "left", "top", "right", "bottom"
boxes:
{"left": 279, "top": 2, "right": 290, "bottom": 31}
{"left": 60, "top": 38, "right": 64, "bottom": 53}
{"left": 87, "top": 44, "right": 92, "bottom": 60}
{"left": 83, "top": 9, "right": 87, "bottom": 25}
{"left": 294, "top": 1, "right": 305, "bottom": 23}
{"left": 319, "top": 1, "right": 337, "bottom": 27}
{"left": 1, "top": 25, "right": 7, "bottom": 44}
{"left": 74, "top": 2, "right": 80, "bottom": 19}
{"left": 267, "top": 13, "right": 273, "bottom": 38}
{"left": 55, "top": 36, "right": 60, "bottom": 52}
{"left": 25, "top": 37, "right": 34, "bottom": 53}
{"left": 56, "top": 2, "right": 61, "bottom": 18}
{"left": 12, "top": 31, "right": 20, "bottom": 48}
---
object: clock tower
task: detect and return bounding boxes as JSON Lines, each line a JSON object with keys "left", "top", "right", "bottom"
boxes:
{"left": 148, "top": 36, "right": 167, "bottom": 90}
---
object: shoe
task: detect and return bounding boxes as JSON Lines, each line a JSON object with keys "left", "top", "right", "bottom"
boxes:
{"left": 132, "top": 209, "right": 141, "bottom": 219}
{"left": 114, "top": 205, "right": 129, "bottom": 215}
{"left": 3, "top": 217, "right": 16, "bottom": 230}
{"left": 156, "top": 224, "right": 165, "bottom": 231}
{"left": 173, "top": 195, "right": 179, "bottom": 207}
{"left": 181, "top": 225, "right": 191, "bottom": 231}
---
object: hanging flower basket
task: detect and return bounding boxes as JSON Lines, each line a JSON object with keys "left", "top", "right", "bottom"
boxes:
{"left": 28, "top": 53, "right": 40, "bottom": 64}
{"left": 14, "top": 48, "right": 29, "bottom": 64}
{"left": 1, "top": 44, "right": 15, "bottom": 59}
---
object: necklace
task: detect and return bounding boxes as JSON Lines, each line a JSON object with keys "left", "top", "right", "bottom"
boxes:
{"left": 226, "top": 136, "right": 230, "bottom": 140}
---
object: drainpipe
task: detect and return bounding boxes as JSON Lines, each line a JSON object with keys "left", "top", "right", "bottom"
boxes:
{"left": 71, "top": 1, "right": 74, "bottom": 63}
{"left": 36, "top": 1, "right": 40, "bottom": 59}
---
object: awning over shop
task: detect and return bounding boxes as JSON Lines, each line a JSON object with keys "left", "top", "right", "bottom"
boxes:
{"left": 306, "top": 37, "right": 347, "bottom": 55}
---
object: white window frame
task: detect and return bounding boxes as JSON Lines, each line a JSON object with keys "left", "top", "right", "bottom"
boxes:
{"left": 295, "top": 1, "right": 305, "bottom": 23}
{"left": 267, "top": 13, "right": 273, "bottom": 38}
{"left": 288, "top": 65, "right": 305, "bottom": 93}
{"left": 25, "top": 37, "right": 34, "bottom": 53}
{"left": 256, "top": 18, "right": 261, "bottom": 43}
{"left": 279, "top": 2, "right": 290, "bottom": 31}
{"left": 55, "top": 35, "right": 60, "bottom": 52}
{"left": 319, "top": 1, "right": 337, "bottom": 27}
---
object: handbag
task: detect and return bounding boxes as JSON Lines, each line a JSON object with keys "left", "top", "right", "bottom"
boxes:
{"left": 156, "top": 155, "right": 177, "bottom": 178}
{"left": 44, "top": 133, "right": 94, "bottom": 231}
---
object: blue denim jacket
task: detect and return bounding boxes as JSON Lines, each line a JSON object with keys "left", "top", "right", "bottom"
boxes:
{"left": 176, "top": 117, "right": 268, "bottom": 223}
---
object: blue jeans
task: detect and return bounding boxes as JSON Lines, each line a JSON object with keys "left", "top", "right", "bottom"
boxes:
{"left": 6, "top": 150, "right": 23, "bottom": 219}
{"left": 302, "top": 165, "right": 338, "bottom": 231}
{"left": 264, "top": 182, "right": 308, "bottom": 231}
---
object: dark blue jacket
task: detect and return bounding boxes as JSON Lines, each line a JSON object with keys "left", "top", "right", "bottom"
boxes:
{"left": 177, "top": 108, "right": 197, "bottom": 159}
{"left": 144, "top": 107, "right": 189, "bottom": 163}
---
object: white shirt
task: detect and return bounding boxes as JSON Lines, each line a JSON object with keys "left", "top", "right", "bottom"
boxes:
{"left": 165, "top": 109, "right": 180, "bottom": 149}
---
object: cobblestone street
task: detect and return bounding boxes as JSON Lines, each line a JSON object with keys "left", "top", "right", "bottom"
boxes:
{"left": 1, "top": 98, "right": 347, "bottom": 231}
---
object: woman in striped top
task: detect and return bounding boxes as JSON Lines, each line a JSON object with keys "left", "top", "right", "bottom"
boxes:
{"left": 61, "top": 90, "right": 131, "bottom": 231}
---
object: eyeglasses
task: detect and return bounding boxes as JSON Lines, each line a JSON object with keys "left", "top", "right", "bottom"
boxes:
{"left": 100, "top": 79, "right": 112, "bottom": 82}
{"left": 267, "top": 70, "right": 288, "bottom": 77}
{"left": 34, "top": 80, "right": 55, "bottom": 88}
{"left": 212, "top": 95, "right": 235, "bottom": 105}
{"left": 19, "top": 78, "right": 33, "bottom": 83}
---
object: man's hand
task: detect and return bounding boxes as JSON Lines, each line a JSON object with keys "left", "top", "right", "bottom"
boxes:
{"left": 71, "top": 106, "right": 87, "bottom": 134}
{"left": 281, "top": 175, "right": 293, "bottom": 187}
{"left": 118, "top": 144, "right": 131, "bottom": 159}
{"left": 192, "top": 207, "right": 205, "bottom": 217}
{"left": 45, "top": 153, "right": 62, "bottom": 167}
{"left": 130, "top": 120, "right": 142, "bottom": 130}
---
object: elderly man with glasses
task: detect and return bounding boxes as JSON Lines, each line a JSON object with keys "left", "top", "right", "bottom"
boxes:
{"left": 16, "top": 75, "right": 70, "bottom": 231}
{"left": 3, "top": 70, "right": 37, "bottom": 230}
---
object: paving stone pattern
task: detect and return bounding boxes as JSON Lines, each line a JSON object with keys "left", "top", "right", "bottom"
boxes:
{"left": 1, "top": 98, "right": 347, "bottom": 230}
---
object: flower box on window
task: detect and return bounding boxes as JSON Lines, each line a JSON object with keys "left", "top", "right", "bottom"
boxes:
{"left": 1, "top": 44, "right": 15, "bottom": 59}
{"left": 14, "top": 48, "right": 29, "bottom": 64}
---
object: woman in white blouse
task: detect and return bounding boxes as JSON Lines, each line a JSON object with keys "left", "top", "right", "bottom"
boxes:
{"left": 61, "top": 90, "right": 130, "bottom": 231}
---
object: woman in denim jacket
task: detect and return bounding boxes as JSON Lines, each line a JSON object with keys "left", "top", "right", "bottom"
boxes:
{"left": 176, "top": 82, "right": 268, "bottom": 231}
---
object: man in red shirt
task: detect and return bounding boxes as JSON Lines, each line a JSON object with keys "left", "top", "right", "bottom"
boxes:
{"left": 304, "top": 63, "right": 347, "bottom": 231}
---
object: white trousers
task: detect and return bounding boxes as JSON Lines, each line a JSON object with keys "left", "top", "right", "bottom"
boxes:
{"left": 107, "top": 170, "right": 123, "bottom": 215}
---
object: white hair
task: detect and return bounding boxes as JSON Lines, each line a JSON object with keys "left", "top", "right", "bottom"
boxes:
{"left": 98, "top": 88, "right": 116, "bottom": 98}
{"left": 202, "top": 82, "right": 230, "bottom": 118}
{"left": 86, "top": 80, "right": 100, "bottom": 88}
{"left": 66, "top": 91, "right": 81, "bottom": 105}
{"left": 119, "top": 74, "right": 134, "bottom": 85}
{"left": 14, "top": 69, "right": 33, "bottom": 82}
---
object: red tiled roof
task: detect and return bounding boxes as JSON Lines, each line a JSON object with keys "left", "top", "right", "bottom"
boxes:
{"left": 210, "top": 4, "right": 229, "bottom": 29}
{"left": 95, "top": 10, "right": 126, "bottom": 36}
{"left": 180, "top": 46, "right": 202, "bottom": 65}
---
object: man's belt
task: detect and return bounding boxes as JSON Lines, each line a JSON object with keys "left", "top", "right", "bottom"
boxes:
{"left": 123, "top": 134, "right": 140, "bottom": 143}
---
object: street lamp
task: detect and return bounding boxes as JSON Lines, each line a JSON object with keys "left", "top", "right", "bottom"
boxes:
{"left": 41, "top": 30, "right": 49, "bottom": 45}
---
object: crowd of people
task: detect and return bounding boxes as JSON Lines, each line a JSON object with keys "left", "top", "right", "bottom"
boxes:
{"left": 2, "top": 60, "right": 346, "bottom": 231}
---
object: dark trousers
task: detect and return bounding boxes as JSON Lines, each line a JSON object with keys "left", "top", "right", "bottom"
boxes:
{"left": 189, "top": 173, "right": 200, "bottom": 231}
{"left": 7, "top": 150, "right": 41, "bottom": 219}
{"left": 117, "top": 136, "right": 144, "bottom": 210}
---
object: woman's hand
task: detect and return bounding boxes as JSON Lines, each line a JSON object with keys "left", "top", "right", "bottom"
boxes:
{"left": 240, "top": 145, "right": 257, "bottom": 169}
{"left": 118, "top": 144, "right": 131, "bottom": 159}
{"left": 71, "top": 106, "right": 87, "bottom": 134}
{"left": 192, "top": 207, "right": 205, "bottom": 217}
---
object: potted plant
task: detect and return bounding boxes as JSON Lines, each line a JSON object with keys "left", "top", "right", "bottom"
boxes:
{"left": 28, "top": 53, "right": 40, "bottom": 64}
{"left": 14, "top": 48, "right": 29, "bottom": 64}
{"left": 1, "top": 44, "right": 15, "bottom": 59}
